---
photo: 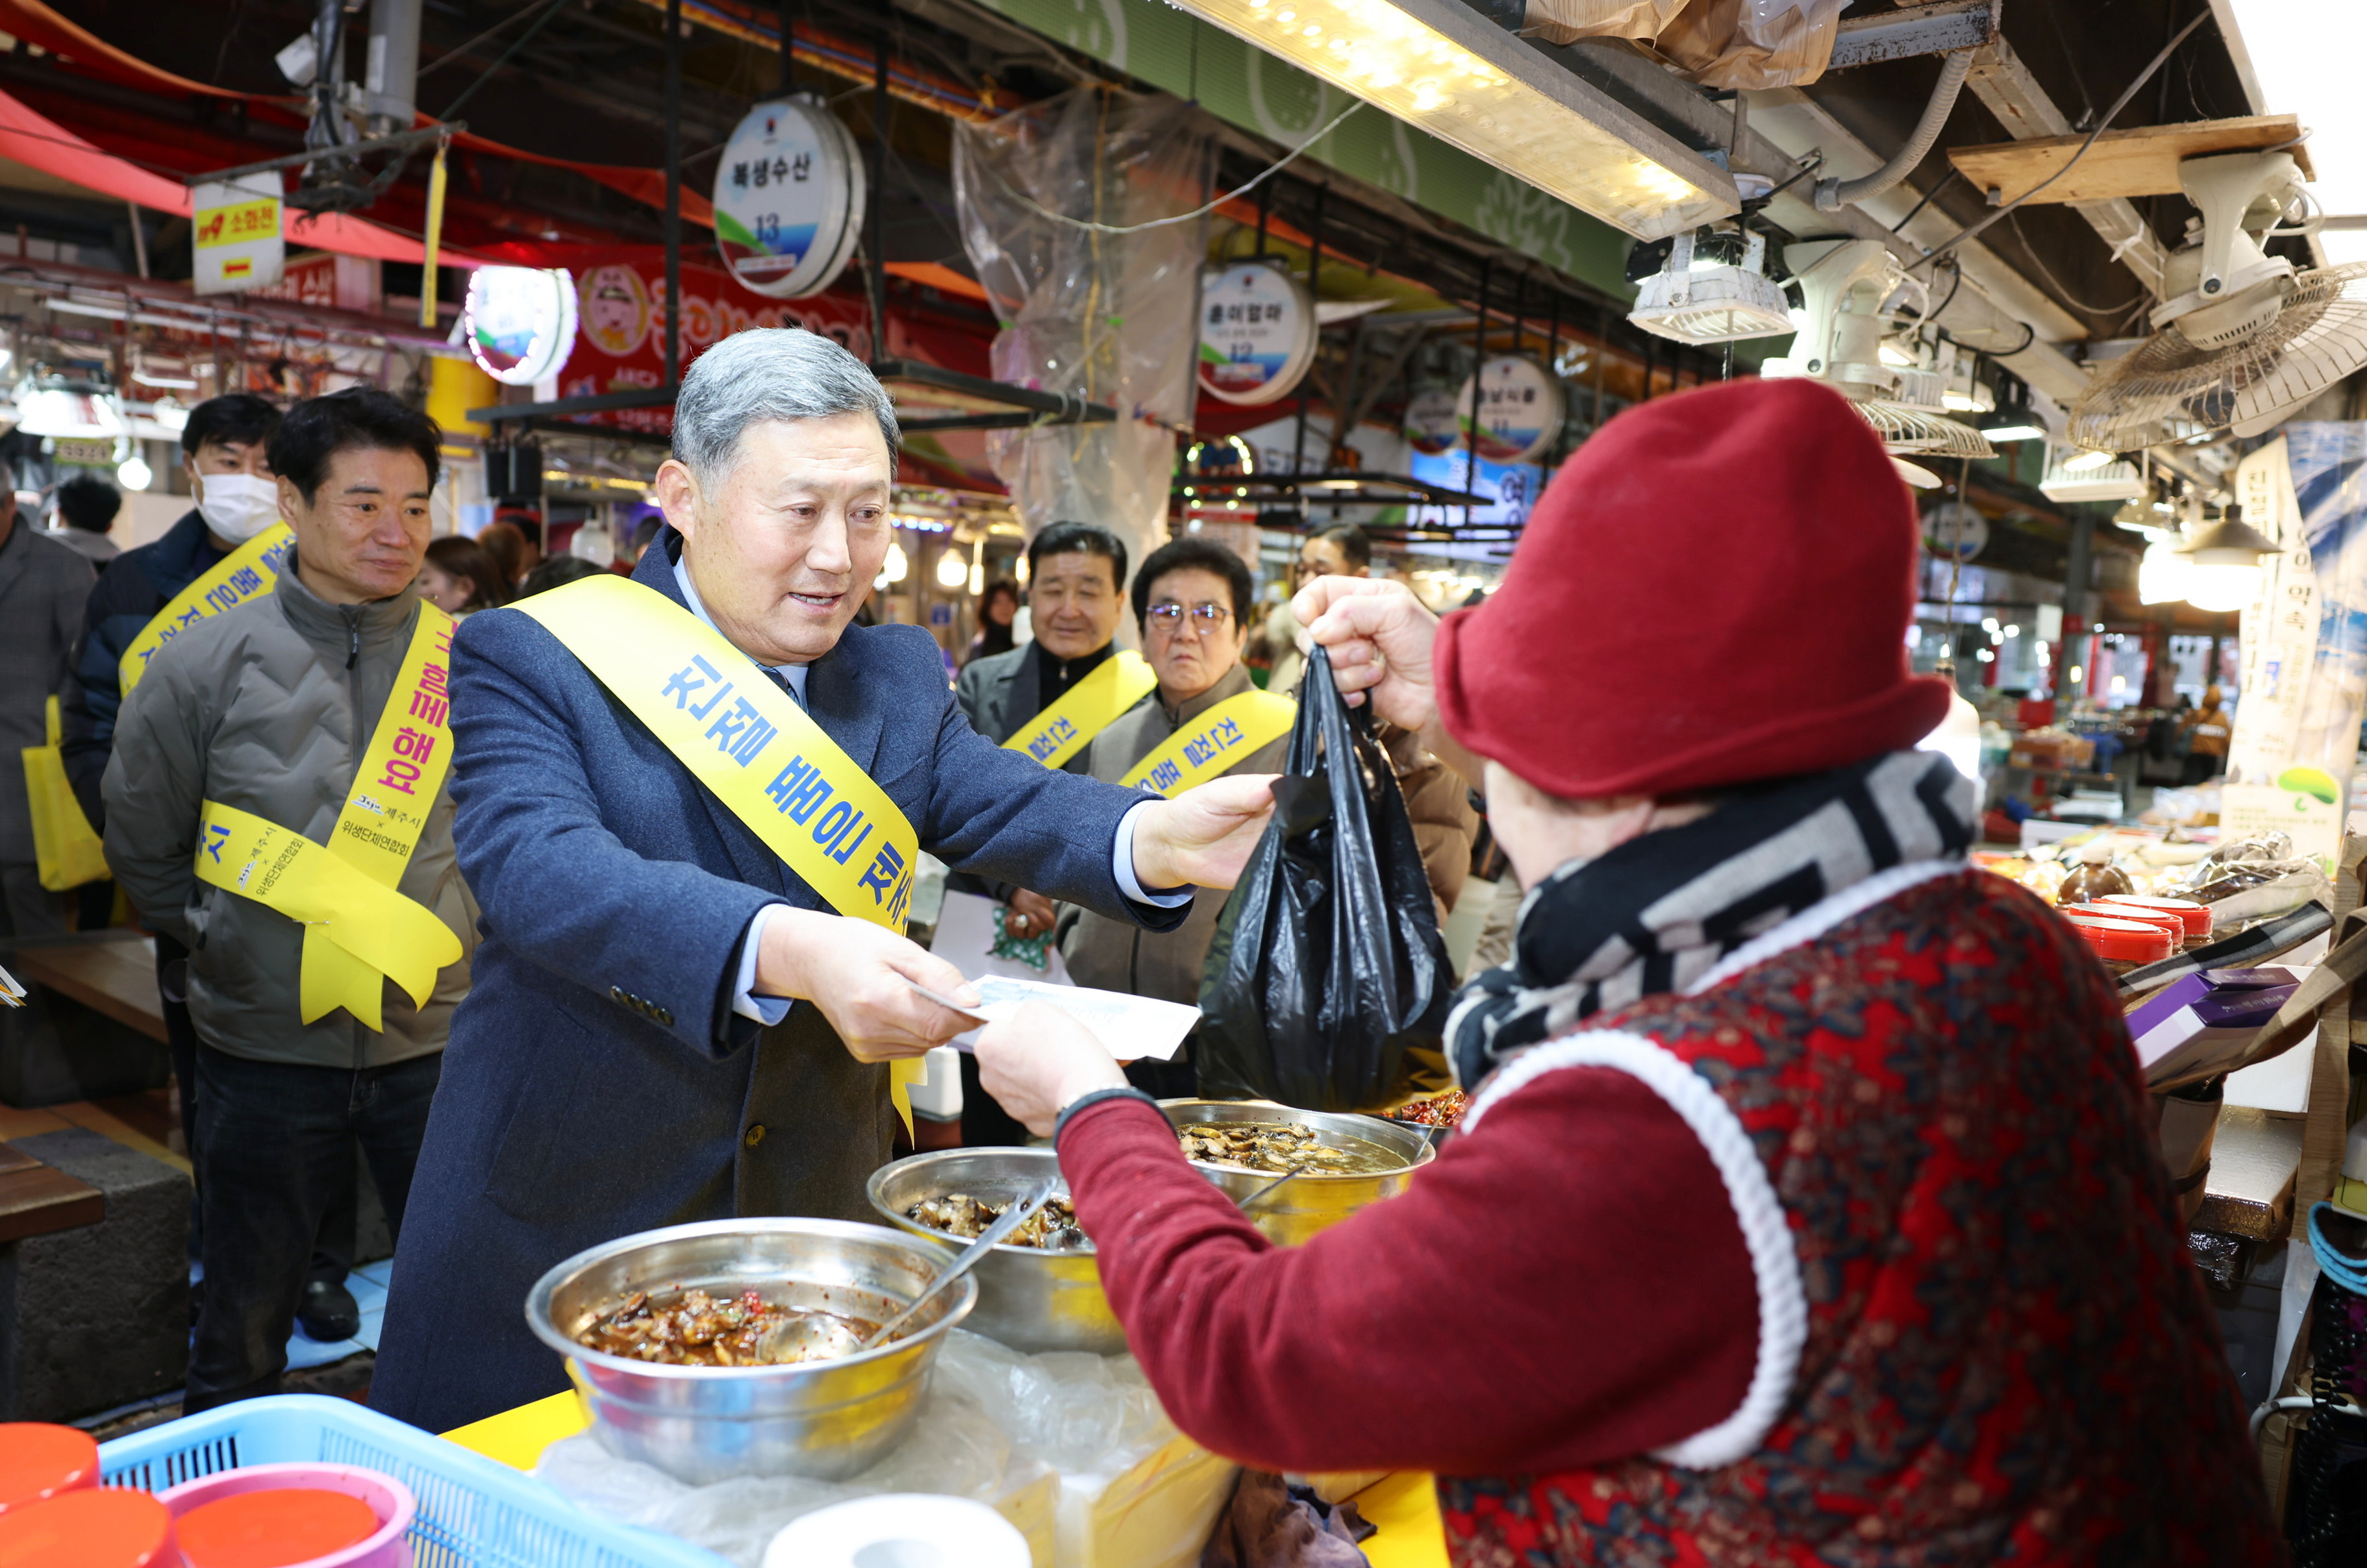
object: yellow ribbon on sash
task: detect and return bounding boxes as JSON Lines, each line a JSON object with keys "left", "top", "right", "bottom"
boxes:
{"left": 1120, "top": 690, "right": 1297, "bottom": 796}
{"left": 514, "top": 575, "right": 929, "bottom": 1132}
{"left": 1001, "top": 651, "right": 1157, "bottom": 769}
{"left": 1121, "top": 690, "right": 1297, "bottom": 799}
{"left": 121, "top": 522, "right": 295, "bottom": 695}
{"left": 194, "top": 604, "right": 461, "bottom": 1030}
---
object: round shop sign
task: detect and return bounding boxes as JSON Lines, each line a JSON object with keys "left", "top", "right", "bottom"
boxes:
{"left": 1923, "top": 501, "right": 1988, "bottom": 562}
{"left": 464, "top": 267, "right": 578, "bottom": 386}
{"left": 1197, "top": 262, "right": 1316, "bottom": 406}
{"left": 1455, "top": 356, "right": 1566, "bottom": 466}
{"left": 712, "top": 97, "right": 866, "bottom": 300}
{"left": 1403, "top": 387, "right": 1462, "bottom": 456}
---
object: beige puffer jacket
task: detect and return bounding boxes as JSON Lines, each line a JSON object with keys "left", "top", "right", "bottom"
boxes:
{"left": 103, "top": 563, "right": 472, "bottom": 1069}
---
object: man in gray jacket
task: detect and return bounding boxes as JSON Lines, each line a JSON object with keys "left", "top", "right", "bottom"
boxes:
{"left": 105, "top": 388, "right": 470, "bottom": 1411}
{"left": 0, "top": 463, "right": 96, "bottom": 937}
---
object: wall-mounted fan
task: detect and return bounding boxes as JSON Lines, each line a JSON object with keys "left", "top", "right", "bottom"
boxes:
{"left": 2071, "top": 151, "right": 2367, "bottom": 451}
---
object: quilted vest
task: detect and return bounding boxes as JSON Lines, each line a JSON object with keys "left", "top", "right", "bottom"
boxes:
{"left": 1440, "top": 864, "right": 2281, "bottom": 1567}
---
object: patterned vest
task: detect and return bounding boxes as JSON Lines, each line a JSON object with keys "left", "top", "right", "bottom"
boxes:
{"left": 1440, "top": 865, "right": 2281, "bottom": 1567}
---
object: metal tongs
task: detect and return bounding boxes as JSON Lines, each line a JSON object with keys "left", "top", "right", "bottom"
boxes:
{"left": 862, "top": 1178, "right": 1060, "bottom": 1349}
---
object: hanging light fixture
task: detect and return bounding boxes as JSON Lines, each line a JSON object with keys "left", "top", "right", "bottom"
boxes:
{"left": 1977, "top": 374, "right": 2044, "bottom": 443}
{"left": 2139, "top": 540, "right": 2195, "bottom": 604}
{"left": 935, "top": 546, "right": 970, "bottom": 590}
{"left": 2180, "top": 504, "right": 2281, "bottom": 614}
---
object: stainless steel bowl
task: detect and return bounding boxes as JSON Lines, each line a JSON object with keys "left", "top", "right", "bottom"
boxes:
{"left": 525, "top": 1217, "right": 977, "bottom": 1484}
{"left": 869, "top": 1148, "right": 1127, "bottom": 1356}
{"left": 1161, "top": 1099, "right": 1436, "bottom": 1247}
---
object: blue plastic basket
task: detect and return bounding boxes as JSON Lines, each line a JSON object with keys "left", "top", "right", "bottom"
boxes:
{"left": 99, "top": 1394, "right": 730, "bottom": 1568}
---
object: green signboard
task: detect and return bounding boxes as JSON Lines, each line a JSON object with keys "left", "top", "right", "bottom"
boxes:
{"left": 971, "top": 0, "right": 1636, "bottom": 300}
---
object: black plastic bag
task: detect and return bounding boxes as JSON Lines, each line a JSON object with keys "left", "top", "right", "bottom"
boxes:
{"left": 1196, "top": 647, "right": 1452, "bottom": 1109}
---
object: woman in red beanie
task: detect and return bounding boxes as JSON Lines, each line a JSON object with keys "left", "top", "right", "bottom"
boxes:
{"left": 975, "top": 379, "right": 2281, "bottom": 1565}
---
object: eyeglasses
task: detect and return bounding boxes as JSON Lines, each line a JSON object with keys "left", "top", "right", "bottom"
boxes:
{"left": 1146, "top": 601, "right": 1232, "bottom": 630}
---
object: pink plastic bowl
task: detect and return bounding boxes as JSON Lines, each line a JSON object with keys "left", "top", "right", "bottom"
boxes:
{"left": 155, "top": 1462, "right": 413, "bottom": 1568}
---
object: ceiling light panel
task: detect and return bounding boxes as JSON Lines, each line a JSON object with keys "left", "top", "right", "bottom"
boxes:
{"left": 1179, "top": 0, "right": 1738, "bottom": 239}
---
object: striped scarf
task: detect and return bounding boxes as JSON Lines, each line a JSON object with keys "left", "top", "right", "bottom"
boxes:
{"left": 1446, "top": 749, "right": 1979, "bottom": 1089}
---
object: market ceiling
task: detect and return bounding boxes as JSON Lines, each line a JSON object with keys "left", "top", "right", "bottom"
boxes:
{"left": 0, "top": 1, "right": 2314, "bottom": 432}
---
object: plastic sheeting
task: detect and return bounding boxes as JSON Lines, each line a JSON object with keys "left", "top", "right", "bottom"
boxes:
{"left": 2229, "top": 428, "right": 2367, "bottom": 794}
{"left": 1520, "top": 0, "right": 1688, "bottom": 49}
{"left": 1654, "top": 0, "right": 1850, "bottom": 91}
{"left": 953, "top": 87, "right": 1213, "bottom": 575}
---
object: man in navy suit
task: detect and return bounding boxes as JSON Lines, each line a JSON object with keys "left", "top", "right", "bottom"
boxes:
{"left": 371, "top": 330, "right": 1273, "bottom": 1431}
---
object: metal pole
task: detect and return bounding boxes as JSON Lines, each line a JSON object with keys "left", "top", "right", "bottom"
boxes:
{"left": 779, "top": 0, "right": 795, "bottom": 92}
{"left": 664, "top": 0, "right": 682, "bottom": 387}
{"left": 1292, "top": 183, "right": 1325, "bottom": 479}
{"left": 1544, "top": 290, "right": 1560, "bottom": 467}
{"left": 1253, "top": 177, "right": 1270, "bottom": 260}
{"left": 1507, "top": 270, "right": 1523, "bottom": 357}
{"left": 870, "top": 34, "right": 890, "bottom": 357}
{"left": 1465, "top": 256, "right": 1490, "bottom": 531}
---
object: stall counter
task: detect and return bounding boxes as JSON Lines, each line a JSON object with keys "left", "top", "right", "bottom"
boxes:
{"left": 443, "top": 1395, "right": 1453, "bottom": 1567}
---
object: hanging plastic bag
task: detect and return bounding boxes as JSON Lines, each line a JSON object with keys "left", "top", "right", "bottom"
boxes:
{"left": 22, "top": 695, "right": 106, "bottom": 891}
{"left": 1196, "top": 648, "right": 1451, "bottom": 1110}
{"left": 1655, "top": 0, "right": 1849, "bottom": 91}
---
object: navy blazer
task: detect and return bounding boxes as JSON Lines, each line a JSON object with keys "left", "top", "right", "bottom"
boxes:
{"left": 371, "top": 532, "right": 1182, "bottom": 1432}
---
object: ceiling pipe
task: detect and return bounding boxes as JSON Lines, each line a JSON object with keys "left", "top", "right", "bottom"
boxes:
{"left": 1815, "top": 48, "right": 1973, "bottom": 211}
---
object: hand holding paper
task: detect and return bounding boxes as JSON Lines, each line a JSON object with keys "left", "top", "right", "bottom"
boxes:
{"left": 972, "top": 999, "right": 1131, "bottom": 1139}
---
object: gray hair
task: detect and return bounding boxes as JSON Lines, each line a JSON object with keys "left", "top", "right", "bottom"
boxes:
{"left": 671, "top": 328, "right": 899, "bottom": 490}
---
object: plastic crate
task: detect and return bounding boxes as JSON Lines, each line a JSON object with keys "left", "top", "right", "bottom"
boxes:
{"left": 99, "top": 1395, "right": 729, "bottom": 1568}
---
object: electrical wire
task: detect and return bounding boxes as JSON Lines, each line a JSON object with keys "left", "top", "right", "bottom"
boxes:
{"left": 420, "top": 1, "right": 564, "bottom": 79}
{"left": 1909, "top": 9, "right": 2212, "bottom": 273}
{"left": 1891, "top": 168, "right": 1962, "bottom": 234}
{"left": 2005, "top": 210, "right": 2149, "bottom": 316}
{"left": 972, "top": 99, "right": 1363, "bottom": 236}
{"left": 437, "top": 0, "right": 576, "bottom": 122}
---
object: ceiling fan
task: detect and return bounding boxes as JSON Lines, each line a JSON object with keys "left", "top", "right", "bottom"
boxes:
{"left": 2070, "top": 150, "right": 2367, "bottom": 451}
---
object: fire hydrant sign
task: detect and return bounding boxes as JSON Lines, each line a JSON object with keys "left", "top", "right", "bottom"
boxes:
{"left": 192, "top": 173, "right": 284, "bottom": 296}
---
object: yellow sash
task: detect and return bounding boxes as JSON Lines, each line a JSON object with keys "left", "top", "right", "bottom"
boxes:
{"left": 514, "top": 575, "right": 928, "bottom": 1130}
{"left": 1001, "top": 651, "right": 1157, "bottom": 769}
{"left": 195, "top": 604, "right": 462, "bottom": 1030}
{"left": 120, "top": 522, "right": 295, "bottom": 695}
{"left": 1120, "top": 690, "right": 1297, "bottom": 795}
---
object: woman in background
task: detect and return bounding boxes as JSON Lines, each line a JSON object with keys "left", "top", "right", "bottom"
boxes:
{"left": 966, "top": 579, "right": 1020, "bottom": 666}
{"left": 417, "top": 535, "right": 510, "bottom": 616}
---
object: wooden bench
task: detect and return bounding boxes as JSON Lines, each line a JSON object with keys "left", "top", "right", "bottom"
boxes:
{"left": 12, "top": 938, "right": 167, "bottom": 1043}
{"left": 0, "top": 1141, "right": 103, "bottom": 1244}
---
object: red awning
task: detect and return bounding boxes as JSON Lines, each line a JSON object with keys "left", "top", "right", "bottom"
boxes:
{"left": 0, "top": 85, "right": 478, "bottom": 266}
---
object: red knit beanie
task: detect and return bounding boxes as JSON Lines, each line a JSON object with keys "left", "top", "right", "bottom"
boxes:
{"left": 1434, "top": 377, "right": 1951, "bottom": 799}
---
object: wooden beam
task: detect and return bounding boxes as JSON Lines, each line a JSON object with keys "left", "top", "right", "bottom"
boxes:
{"left": 1949, "top": 114, "right": 2314, "bottom": 207}
{"left": 0, "top": 1159, "right": 104, "bottom": 1245}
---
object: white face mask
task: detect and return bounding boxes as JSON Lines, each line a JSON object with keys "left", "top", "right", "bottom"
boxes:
{"left": 195, "top": 471, "right": 282, "bottom": 544}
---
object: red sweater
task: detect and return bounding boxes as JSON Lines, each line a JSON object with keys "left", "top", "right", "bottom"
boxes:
{"left": 1056, "top": 1075, "right": 1758, "bottom": 1475}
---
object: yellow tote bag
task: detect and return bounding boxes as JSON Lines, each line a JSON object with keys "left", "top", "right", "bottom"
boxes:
{"left": 23, "top": 696, "right": 108, "bottom": 891}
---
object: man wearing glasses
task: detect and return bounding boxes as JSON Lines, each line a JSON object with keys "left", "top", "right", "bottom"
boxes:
{"left": 1058, "top": 536, "right": 1283, "bottom": 1098}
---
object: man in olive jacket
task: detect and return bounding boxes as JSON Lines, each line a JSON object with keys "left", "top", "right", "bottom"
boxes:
{"left": 104, "top": 389, "right": 469, "bottom": 1411}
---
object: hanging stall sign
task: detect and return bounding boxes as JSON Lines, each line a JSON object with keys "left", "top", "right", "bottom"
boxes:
{"left": 192, "top": 173, "right": 284, "bottom": 297}
{"left": 712, "top": 97, "right": 866, "bottom": 300}
{"left": 1403, "top": 388, "right": 1462, "bottom": 456}
{"left": 464, "top": 267, "right": 579, "bottom": 386}
{"left": 1923, "top": 501, "right": 1988, "bottom": 564}
{"left": 1456, "top": 356, "right": 1566, "bottom": 466}
{"left": 1197, "top": 262, "right": 1316, "bottom": 406}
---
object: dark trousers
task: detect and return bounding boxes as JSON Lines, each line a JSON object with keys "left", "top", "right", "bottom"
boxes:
{"left": 162, "top": 938, "right": 355, "bottom": 1282}
{"left": 184, "top": 1045, "right": 442, "bottom": 1412}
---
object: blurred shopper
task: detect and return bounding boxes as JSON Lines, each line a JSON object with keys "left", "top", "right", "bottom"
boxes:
{"left": 418, "top": 535, "right": 509, "bottom": 616}
{"left": 952, "top": 521, "right": 1132, "bottom": 1143}
{"left": 2181, "top": 684, "right": 2231, "bottom": 784}
{"left": 966, "top": 579, "right": 1020, "bottom": 666}
{"left": 977, "top": 379, "right": 2279, "bottom": 1566}
{"left": 1266, "top": 523, "right": 1371, "bottom": 695}
{"left": 1059, "top": 537, "right": 1288, "bottom": 1099}
{"left": 475, "top": 519, "right": 531, "bottom": 593}
{"left": 49, "top": 473, "right": 123, "bottom": 564}
{"left": 0, "top": 461, "right": 96, "bottom": 938}
{"left": 516, "top": 555, "right": 606, "bottom": 597}
{"left": 105, "top": 389, "right": 469, "bottom": 1411}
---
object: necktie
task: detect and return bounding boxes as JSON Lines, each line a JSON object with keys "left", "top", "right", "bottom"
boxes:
{"left": 761, "top": 666, "right": 805, "bottom": 710}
